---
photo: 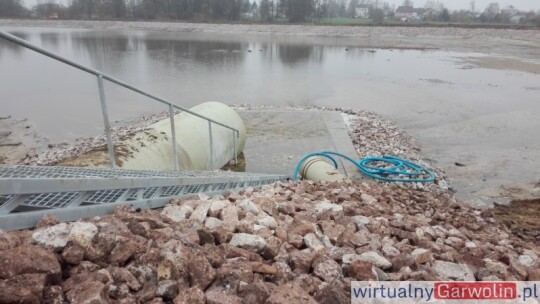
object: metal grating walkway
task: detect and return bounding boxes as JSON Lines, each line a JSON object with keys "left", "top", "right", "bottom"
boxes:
{"left": 0, "top": 165, "right": 289, "bottom": 231}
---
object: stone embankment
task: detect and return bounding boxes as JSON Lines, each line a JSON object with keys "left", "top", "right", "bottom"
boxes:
{"left": 1, "top": 180, "right": 538, "bottom": 303}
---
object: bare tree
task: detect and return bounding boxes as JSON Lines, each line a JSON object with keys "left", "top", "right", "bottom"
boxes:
{"left": 402, "top": 0, "right": 412, "bottom": 7}
{"left": 0, "top": 0, "right": 28, "bottom": 17}
{"left": 482, "top": 2, "right": 500, "bottom": 22}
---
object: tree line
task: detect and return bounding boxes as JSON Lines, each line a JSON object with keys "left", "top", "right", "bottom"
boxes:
{"left": 0, "top": 0, "right": 347, "bottom": 21}
{"left": 1, "top": 0, "right": 539, "bottom": 26}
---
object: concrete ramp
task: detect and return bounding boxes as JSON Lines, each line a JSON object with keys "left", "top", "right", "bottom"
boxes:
{"left": 238, "top": 109, "right": 364, "bottom": 180}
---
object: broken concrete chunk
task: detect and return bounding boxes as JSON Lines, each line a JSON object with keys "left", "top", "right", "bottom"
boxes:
{"left": 358, "top": 251, "right": 392, "bottom": 269}
{"left": 433, "top": 260, "right": 475, "bottom": 281}
{"left": 161, "top": 205, "right": 193, "bottom": 223}
{"left": 229, "top": 233, "right": 266, "bottom": 252}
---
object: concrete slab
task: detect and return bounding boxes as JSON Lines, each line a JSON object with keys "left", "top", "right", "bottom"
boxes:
{"left": 237, "top": 109, "right": 364, "bottom": 180}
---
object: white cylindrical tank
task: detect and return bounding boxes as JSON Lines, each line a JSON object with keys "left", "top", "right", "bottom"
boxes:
{"left": 298, "top": 156, "right": 347, "bottom": 183}
{"left": 121, "top": 102, "right": 246, "bottom": 171}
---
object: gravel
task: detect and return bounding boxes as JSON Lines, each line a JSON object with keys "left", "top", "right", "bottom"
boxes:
{"left": 0, "top": 180, "right": 538, "bottom": 303}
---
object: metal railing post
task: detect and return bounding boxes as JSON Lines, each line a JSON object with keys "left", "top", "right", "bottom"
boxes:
{"left": 169, "top": 104, "right": 179, "bottom": 171}
{"left": 232, "top": 130, "right": 238, "bottom": 166}
{"left": 97, "top": 75, "right": 116, "bottom": 169}
{"left": 208, "top": 121, "right": 214, "bottom": 170}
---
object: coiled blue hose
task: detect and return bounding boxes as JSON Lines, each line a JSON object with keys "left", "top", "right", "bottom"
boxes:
{"left": 292, "top": 151, "right": 435, "bottom": 183}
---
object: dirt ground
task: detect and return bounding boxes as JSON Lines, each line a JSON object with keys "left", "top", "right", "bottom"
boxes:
{"left": 0, "top": 115, "right": 44, "bottom": 165}
{"left": 491, "top": 198, "right": 540, "bottom": 242}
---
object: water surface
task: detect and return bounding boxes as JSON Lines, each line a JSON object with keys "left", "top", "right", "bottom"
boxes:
{"left": 1, "top": 27, "right": 539, "bottom": 203}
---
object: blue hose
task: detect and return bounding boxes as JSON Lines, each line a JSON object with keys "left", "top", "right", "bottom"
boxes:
{"left": 292, "top": 151, "right": 435, "bottom": 183}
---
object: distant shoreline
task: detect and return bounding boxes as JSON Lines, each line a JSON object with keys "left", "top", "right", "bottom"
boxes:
{"left": 1, "top": 17, "right": 538, "bottom": 30}
{"left": 2, "top": 18, "right": 540, "bottom": 58}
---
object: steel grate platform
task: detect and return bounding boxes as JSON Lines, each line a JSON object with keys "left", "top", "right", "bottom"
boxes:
{"left": 0, "top": 165, "right": 289, "bottom": 231}
{"left": 0, "top": 165, "right": 271, "bottom": 179}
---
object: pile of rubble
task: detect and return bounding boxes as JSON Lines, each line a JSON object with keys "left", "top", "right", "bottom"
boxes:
{"left": 1, "top": 181, "right": 538, "bottom": 303}
{"left": 341, "top": 108, "right": 451, "bottom": 194}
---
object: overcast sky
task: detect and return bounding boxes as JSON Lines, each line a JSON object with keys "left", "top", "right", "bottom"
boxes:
{"left": 21, "top": 0, "right": 540, "bottom": 12}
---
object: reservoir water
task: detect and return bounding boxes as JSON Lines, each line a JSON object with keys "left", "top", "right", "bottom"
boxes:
{"left": 1, "top": 26, "right": 539, "bottom": 204}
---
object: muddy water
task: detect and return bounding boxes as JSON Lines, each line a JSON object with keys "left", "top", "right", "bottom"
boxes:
{"left": 1, "top": 27, "right": 539, "bottom": 205}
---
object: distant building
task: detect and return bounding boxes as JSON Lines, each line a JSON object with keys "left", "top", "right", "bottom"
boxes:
{"left": 395, "top": 6, "right": 427, "bottom": 21}
{"left": 510, "top": 15, "right": 525, "bottom": 24}
{"left": 395, "top": 6, "right": 415, "bottom": 19}
{"left": 355, "top": 6, "right": 370, "bottom": 19}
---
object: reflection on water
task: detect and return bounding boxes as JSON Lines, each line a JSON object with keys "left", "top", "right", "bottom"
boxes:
{"left": 1, "top": 27, "right": 538, "bottom": 144}
{"left": 0, "top": 31, "right": 27, "bottom": 55}
{"left": 277, "top": 44, "right": 324, "bottom": 66}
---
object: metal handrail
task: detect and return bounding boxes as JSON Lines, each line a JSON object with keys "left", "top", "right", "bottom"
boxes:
{"left": 0, "top": 30, "right": 239, "bottom": 170}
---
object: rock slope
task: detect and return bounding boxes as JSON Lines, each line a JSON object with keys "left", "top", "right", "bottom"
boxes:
{"left": 1, "top": 181, "right": 538, "bottom": 303}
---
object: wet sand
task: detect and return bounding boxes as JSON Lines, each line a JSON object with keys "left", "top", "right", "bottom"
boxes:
{"left": 0, "top": 115, "right": 44, "bottom": 165}
{"left": 491, "top": 198, "right": 540, "bottom": 241}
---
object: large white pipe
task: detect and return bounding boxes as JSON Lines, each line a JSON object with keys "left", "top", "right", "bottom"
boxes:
{"left": 120, "top": 102, "right": 246, "bottom": 171}
{"left": 298, "top": 156, "right": 347, "bottom": 183}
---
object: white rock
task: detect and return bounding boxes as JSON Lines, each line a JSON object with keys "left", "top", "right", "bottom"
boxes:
{"left": 358, "top": 251, "right": 392, "bottom": 269}
{"left": 373, "top": 267, "right": 387, "bottom": 281}
{"left": 465, "top": 241, "right": 477, "bottom": 248}
{"left": 208, "top": 200, "right": 229, "bottom": 217}
{"left": 304, "top": 233, "right": 325, "bottom": 251}
{"left": 31, "top": 223, "right": 71, "bottom": 250}
{"left": 238, "top": 199, "right": 260, "bottom": 215}
{"left": 253, "top": 224, "right": 266, "bottom": 231}
{"left": 220, "top": 205, "right": 239, "bottom": 231}
{"left": 314, "top": 200, "right": 343, "bottom": 216}
{"left": 229, "top": 233, "right": 266, "bottom": 252}
{"left": 518, "top": 255, "right": 535, "bottom": 267}
{"left": 498, "top": 238, "right": 512, "bottom": 246}
{"left": 438, "top": 179, "right": 449, "bottom": 190}
{"left": 433, "top": 260, "right": 475, "bottom": 281}
{"left": 415, "top": 228, "right": 425, "bottom": 239}
{"left": 421, "top": 226, "right": 437, "bottom": 238}
{"left": 161, "top": 205, "right": 193, "bottom": 223}
{"left": 322, "top": 236, "right": 333, "bottom": 248}
{"left": 198, "top": 193, "right": 210, "bottom": 201}
{"left": 342, "top": 254, "right": 362, "bottom": 264}
{"left": 361, "top": 193, "right": 377, "bottom": 204}
{"left": 190, "top": 201, "right": 212, "bottom": 223}
{"left": 448, "top": 228, "right": 464, "bottom": 238}
{"left": 432, "top": 225, "right": 449, "bottom": 237}
{"left": 204, "top": 217, "right": 223, "bottom": 230}
{"left": 300, "top": 248, "right": 312, "bottom": 255}
{"left": 382, "top": 244, "right": 400, "bottom": 257}
{"left": 257, "top": 216, "right": 277, "bottom": 230}
{"left": 351, "top": 215, "right": 371, "bottom": 229}
{"left": 69, "top": 222, "right": 98, "bottom": 248}
{"left": 393, "top": 213, "right": 404, "bottom": 224}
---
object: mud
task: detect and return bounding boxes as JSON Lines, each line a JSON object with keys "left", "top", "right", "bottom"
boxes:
{"left": 0, "top": 115, "right": 45, "bottom": 165}
{"left": 491, "top": 198, "right": 540, "bottom": 242}
{"left": 462, "top": 56, "right": 540, "bottom": 74}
